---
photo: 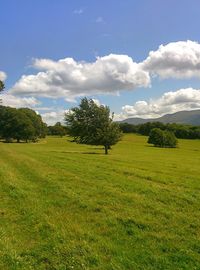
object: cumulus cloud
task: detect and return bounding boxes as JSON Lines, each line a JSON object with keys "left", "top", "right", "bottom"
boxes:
{"left": 92, "top": 98, "right": 101, "bottom": 106}
{"left": 1, "top": 94, "right": 40, "bottom": 108}
{"left": 10, "top": 54, "right": 151, "bottom": 101}
{"left": 142, "top": 40, "right": 200, "bottom": 79}
{"left": 119, "top": 88, "right": 200, "bottom": 119}
{"left": 41, "top": 110, "right": 68, "bottom": 125}
{"left": 0, "top": 71, "right": 7, "bottom": 81}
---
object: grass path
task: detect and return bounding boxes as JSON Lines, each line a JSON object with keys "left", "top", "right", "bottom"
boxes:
{"left": 0, "top": 135, "right": 200, "bottom": 269}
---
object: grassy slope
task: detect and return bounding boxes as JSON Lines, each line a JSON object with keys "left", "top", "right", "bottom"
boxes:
{"left": 0, "top": 135, "right": 200, "bottom": 270}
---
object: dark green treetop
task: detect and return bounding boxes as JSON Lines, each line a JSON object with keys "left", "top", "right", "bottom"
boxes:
{"left": 148, "top": 128, "right": 178, "bottom": 148}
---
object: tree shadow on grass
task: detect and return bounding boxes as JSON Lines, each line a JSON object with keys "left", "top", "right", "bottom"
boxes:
{"left": 51, "top": 150, "right": 104, "bottom": 155}
{"left": 145, "top": 145, "right": 155, "bottom": 148}
{"left": 82, "top": 151, "right": 103, "bottom": 155}
{"left": 87, "top": 147, "right": 105, "bottom": 150}
{"left": 2, "top": 141, "right": 27, "bottom": 144}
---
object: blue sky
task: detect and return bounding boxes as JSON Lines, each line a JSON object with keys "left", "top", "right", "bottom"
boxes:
{"left": 1, "top": 0, "right": 200, "bottom": 124}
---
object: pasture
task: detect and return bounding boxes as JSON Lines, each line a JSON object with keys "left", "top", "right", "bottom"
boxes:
{"left": 0, "top": 134, "right": 200, "bottom": 269}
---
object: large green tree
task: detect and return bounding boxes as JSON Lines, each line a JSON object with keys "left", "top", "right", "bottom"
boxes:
{"left": 0, "top": 107, "right": 35, "bottom": 142}
{"left": 65, "top": 98, "right": 122, "bottom": 154}
{"left": 19, "top": 108, "right": 47, "bottom": 140}
{"left": 148, "top": 128, "right": 178, "bottom": 148}
{"left": 0, "top": 106, "right": 47, "bottom": 142}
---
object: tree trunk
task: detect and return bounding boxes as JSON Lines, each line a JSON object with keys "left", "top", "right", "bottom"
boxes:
{"left": 104, "top": 145, "right": 108, "bottom": 155}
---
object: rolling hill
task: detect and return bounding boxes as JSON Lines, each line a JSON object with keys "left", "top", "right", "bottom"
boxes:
{"left": 120, "top": 110, "right": 200, "bottom": 125}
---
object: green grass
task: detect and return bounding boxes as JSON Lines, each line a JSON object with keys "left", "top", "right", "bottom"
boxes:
{"left": 0, "top": 134, "right": 200, "bottom": 270}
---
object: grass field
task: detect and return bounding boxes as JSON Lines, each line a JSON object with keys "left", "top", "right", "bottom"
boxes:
{"left": 0, "top": 134, "right": 200, "bottom": 270}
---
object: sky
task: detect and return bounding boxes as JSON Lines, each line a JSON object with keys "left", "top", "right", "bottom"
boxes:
{"left": 1, "top": 0, "right": 200, "bottom": 124}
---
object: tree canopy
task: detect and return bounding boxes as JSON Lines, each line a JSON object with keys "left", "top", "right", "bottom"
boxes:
{"left": 48, "top": 122, "right": 67, "bottom": 137}
{"left": 0, "top": 80, "right": 5, "bottom": 92}
{"left": 148, "top": 128, "right": 178, "bottom": 148}
{"left": 0, "top": 106, "right": 47, "bottom": 142}
{"left": 65, "top": 98, "right": 122, "bottom": 154}
{"left": 0, "top": 80, "right": 5, "bottom": 104}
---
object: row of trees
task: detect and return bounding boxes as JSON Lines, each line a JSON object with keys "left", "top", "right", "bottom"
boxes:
{"left": 0, "top": 106, "right": 47, "bottom": 142}
{"left": 47, "top": 122, "right": 68, "bottom": 137}
{"left": 0, "top": 80, "right": 48, "bottom": 143}
{"left": 0, "top": 98, "right": 122, "bottom": 153}
{"left": 119, "top": 122, "right": 200, "bottom": 139}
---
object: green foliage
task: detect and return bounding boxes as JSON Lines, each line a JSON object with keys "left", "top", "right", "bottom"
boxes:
{"left": 48, "top": 122, "right": 67, "bottom": 137}
{"left": 0, "top": 80, "right": 5, "bottom": 92}
{"left": 19, "top": 108, "right": 47, "bottom": 139}
{"left": 119, "top": 121, "right": 200, "bottom": 139}
{"left": 0, "top": 135, "right": 200, "bottom": 269}
{"left": 65, "top": 98, "right": 122, "bottom": 154}
{"left": 118, "top": 122, "right": 138, "bottom": 133}
{"left": 148, "top": 128, "right": 178, "bottom": 148}
{"left": 0, "top": 80, "right": 5, "bottom": 104}
{"left": 0, "top": 106, "right": 47, "bottom": 142}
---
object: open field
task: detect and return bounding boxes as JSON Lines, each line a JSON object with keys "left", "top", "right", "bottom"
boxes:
{"left": 0, "top": 134, "right": 200, "bottom": 270}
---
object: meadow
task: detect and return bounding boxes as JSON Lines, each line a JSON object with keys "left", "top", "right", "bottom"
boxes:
{"left": 0, "top": 134, "right": 200, "bottom": 270}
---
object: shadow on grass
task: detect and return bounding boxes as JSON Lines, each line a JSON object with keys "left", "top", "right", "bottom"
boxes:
{"left": 51, "top": 150, "right": 104, "bottom": 155}
{"left": 145, "top": 144, "right": 178, "bottom": 149}
{"left": 82, "top": 152, "right": 103, "bottom": 155}
{"left": 2, "top": 141, "right": 28, "bottom": 144}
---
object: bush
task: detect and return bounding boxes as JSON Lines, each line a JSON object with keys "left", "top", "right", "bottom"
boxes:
{"left": 148, "top": 128, "right": 178, "bottom": 148}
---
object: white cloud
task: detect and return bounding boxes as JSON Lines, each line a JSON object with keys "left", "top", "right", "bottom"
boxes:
{"left": 0, "top": 71, "right": 7, "bottom": 81}
{"left": 142, "top": 40, "right": 200, "bottom": 79}
{"left": 119, "top": 88, "right": 200, "bottom": 119}
{"left": 92, "top": 98, "right": 101, "bottom": 106}
{"left": 73, "top": 9, "right": 83, "bottom": 14}
{"left": 1, "top": 94, "right": 40, "bottom": 108}
{"left": 41, "top": 110, "right": 68, "bottom": 125}
{"left": 10, "top": 54, "right": 150, "bottom": 100}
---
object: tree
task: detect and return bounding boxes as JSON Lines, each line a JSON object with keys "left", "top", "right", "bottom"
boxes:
{"left": 0, "top": 107, "right": 35, "bottom": 142}
{"left": 0, "top": 106, "right": 47, "bottom": 142}
{"left": 18, "top": 108, "right": 47, "bottom": 140}
{"left": 163, "top": 130, "right": 178, "bottom": 148}
{"left": 148, "top": 128, "right": 177, "bottom": 148}
{"left": 65, "top": 98, "right": 122, "bottom": 154}
{"left": 0, "top": 80, "right": 5, "bottom": 92}
{"left": 0, "top": 80, "right": 5, "bottom": 104}
{"left": 48, "top": 122, "right": 66, "bottom": 137}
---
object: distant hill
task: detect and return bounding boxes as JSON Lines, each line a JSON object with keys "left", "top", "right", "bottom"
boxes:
{"left": 120, "top": 110, "right": 200, "bottom": 125}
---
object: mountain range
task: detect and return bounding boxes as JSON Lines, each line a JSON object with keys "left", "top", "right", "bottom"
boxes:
{"left": 120, "top": 110, "right": 200, "bottom": 125}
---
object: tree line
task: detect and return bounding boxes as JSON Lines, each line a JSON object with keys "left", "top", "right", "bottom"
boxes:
{"left": 119, "top": 122, "right": 200, "bottom": 139}
{"left": 47, "top": 122, "right": 68, "bottom": 137}
{"left": 0, "top": 106, "right": 47, "bottom": 142}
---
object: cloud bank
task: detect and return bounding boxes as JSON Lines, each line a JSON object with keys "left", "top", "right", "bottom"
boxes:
{"left": 119, "top": 88, "right": 200, "bottom": 119}
{"left": 1, "top": 94, "right": 40, "bottom": 108}
{"left": 10, "top": 54, "right": 150, "bottom": 100}
{"left": 41, "top": 110, "right": 68, "bottom": 125}
{"left": 10, "top": 40, "right": 200, "bottom": 102}
{"left": 3, "top": 40, "right": 200, "bottom": 123}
